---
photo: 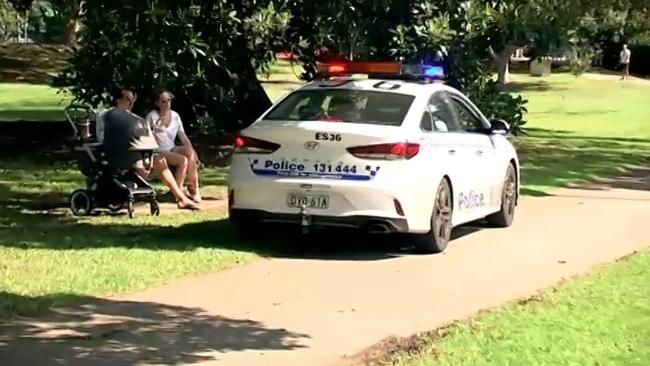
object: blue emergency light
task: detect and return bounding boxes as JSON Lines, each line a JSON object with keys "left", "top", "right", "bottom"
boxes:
{"left": 422, "top": 65, "right": 445, "bottom": 78}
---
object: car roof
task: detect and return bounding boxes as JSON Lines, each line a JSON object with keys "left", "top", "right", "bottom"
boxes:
{"left": 298, "top": 77, "right": 455, "bottom": 97}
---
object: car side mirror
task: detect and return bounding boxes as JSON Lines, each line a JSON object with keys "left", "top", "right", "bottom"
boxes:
{"left": 489, "top": 118, "right": 510, "bottom": 135}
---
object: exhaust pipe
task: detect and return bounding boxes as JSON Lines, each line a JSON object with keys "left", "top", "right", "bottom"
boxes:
{"left": 300, "top": 204, "right": 311, "bottom": 234}
{"left": 365, "top": 222, "right": 391, "bottom": 233}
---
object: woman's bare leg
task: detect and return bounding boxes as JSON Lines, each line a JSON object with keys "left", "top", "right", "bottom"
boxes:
{"left": 159, "top": 150, "right": 188, "bottom": 191}
{"left": 153, "top": 155, "right": 198, "bottom": 209}
{"left": 172, "top": 145, "right": 201, "bottom": 202}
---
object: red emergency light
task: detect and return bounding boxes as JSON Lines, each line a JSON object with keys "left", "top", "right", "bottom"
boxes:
{"left": 317, "top": 61, "right": 402, "bottom": 77}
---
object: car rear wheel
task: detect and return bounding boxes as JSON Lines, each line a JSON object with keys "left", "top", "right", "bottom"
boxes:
{"left": 486, "top": 163, "right": 517, "bottom": 227}
{"left": 415, "top": 178, "right": 453, "bottom": 254}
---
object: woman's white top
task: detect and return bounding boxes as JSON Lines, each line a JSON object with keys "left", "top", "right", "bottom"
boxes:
{"left": 145, "top": 110, "right": 187, "bottom": 152}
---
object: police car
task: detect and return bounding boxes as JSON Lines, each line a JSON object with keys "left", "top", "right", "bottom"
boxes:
{"left": 227, "top": 60, "right": 519, "bottom": 253}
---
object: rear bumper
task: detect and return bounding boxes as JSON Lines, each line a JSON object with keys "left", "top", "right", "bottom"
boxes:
{"left": 230, "top": 209, "right": 409, "bottom": 234}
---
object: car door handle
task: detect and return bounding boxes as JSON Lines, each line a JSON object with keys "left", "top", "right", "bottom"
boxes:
{"left": 475, "top": 150, "right": 483, "bottom": 156}
{"left": 448, "top": 149, "right": 456, "bottom": 155}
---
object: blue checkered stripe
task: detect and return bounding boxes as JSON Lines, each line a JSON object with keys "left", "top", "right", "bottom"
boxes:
{"left": 365, "top": 165, "right": 381, "bottom": 177}
{"left": 248, "top": 159, "right": 381, "bottom": 181}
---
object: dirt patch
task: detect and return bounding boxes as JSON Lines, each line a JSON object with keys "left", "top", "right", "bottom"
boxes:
{"left": 0, "top": 43, "right": 71, "bottom": 84}
{"left": 4, "top": 194, "right": 227, "bottom": 218}
{"left": 582, "top": 71, "right": 650, "bottom": 84}
{"left": 345, "top": 333, "right": 431, "bottom": 366}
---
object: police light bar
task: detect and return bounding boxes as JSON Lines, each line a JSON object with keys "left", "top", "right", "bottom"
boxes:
{"left": 316, "top": 60, "right": 445, "bottom": 80}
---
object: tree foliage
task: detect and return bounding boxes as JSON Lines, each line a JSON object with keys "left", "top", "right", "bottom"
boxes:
{"left": 57, "top": 0, "right": 648, "bottom": 137}
{"left": 54, "top": 0, "right": 291, "bottom": 132}
{"left": 1, "top": 0, "right": 20, "bottom": 40}
{"left": 283, "top": 1, "right": 528, "bottom": 133}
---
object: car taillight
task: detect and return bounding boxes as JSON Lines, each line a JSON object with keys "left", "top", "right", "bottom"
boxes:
{"left": 347, "top": 142, "right": 420, "bottom": 160}
{"left": 394, "top": 199, "right": 405, "bottom": 216}
{"left": 234, "top": 135, "right": 280, "bottom": 154}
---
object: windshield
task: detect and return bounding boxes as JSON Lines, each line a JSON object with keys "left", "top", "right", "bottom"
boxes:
{"left": 263, "top": 89, "right": 415, "bottom": 126}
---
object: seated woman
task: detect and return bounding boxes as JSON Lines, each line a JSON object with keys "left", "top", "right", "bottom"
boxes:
{"left": 145, "top": 88, "right": 202, "bottom": 203}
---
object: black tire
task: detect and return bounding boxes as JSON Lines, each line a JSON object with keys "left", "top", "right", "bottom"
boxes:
{"left": 127, "top": 199, "right": 135, "bottom": 219}
{"left": 415, "top": 178, "right": 453, "bottom": 254}
{"left": 107, "top": 203, "right": 124, "bottom": 214}
{"left": 70, "top": 189, "right": 94, "bottom": 216}
{"left": 150, "top": 200, "right": 160, "bottom": 216}
{"left": 486, "top": 163, "right": 517, "bottom": 227}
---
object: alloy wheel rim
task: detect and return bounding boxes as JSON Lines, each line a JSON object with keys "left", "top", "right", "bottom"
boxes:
{"left": 435, "top": 186, "right": 452, "bottom": 240}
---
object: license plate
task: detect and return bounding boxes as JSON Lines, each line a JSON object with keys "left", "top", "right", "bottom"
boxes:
{"left": 287, "top": 193, "right": 329, "bottom": 209}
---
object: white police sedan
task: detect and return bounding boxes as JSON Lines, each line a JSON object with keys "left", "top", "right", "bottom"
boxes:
{"left": 227, "top": 61, "right": 519, "bottom": 253}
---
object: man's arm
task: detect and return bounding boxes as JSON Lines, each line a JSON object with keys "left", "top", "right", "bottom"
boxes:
{"left": 95, "top": 109, "right": 108, "bottom": 143}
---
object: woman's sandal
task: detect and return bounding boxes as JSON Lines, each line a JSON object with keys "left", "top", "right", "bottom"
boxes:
{"left": 190, "top": 193, "right": 202, "bottom": 204}
{"left": 187, "top": 189, "right": 202, "bottom": 204}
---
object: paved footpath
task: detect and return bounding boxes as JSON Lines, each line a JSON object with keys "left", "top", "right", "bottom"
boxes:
{"left": 2, "top": 168, "right": 650, "bottom": 366}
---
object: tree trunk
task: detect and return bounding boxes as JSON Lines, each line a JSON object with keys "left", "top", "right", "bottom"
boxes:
{"left": 226, "top": 61, "right": 273, "bottom": 132}
{"left": 65, "top": 21, "right": 77, "bottom": 47}
{"left": 495, "top": 46, "right": 517, "bottom": 85}
{"left": 64, "top": 20, "right": 78, "bottom": 47}
{"left": 236, "top": 71, "right": 272, "bottom": 125}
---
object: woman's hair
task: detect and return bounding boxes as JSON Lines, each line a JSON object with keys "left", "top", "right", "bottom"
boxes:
{"left": 152, "top": 87, "right": 172, "bottom": 111}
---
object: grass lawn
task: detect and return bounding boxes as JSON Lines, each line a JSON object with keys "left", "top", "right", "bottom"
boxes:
{"left": 391, "top": 249, "right": 650, "bottom": 366}
{"left": 507, "top": 73, "right": 650, "bottom": 195}
{"left": 0, "top": 83, "right": 72, "bottom": 121}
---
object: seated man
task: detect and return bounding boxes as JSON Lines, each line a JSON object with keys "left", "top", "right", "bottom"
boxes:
{"left": 103, "top": 106, "right": 200, "bottom": 210}
{"left": 96, "top": 87, "right": 138, "bottom": 144}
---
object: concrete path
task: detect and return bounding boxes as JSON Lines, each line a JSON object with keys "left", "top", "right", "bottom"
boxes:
{"left": 2, "top": 167, "right": 650, "bottom": 366}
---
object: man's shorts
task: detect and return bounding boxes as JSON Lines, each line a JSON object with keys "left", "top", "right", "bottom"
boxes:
{"left": 133, "top": 152, "right": 159, "bottom": 170}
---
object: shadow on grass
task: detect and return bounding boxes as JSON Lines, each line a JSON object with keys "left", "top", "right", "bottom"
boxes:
{"left": 503, "top": 81, "right": 556, "bottom": 93}
{"left": 0, "top": 108, "right": 66, "bottom": 122}
{"left": 501, "top": 76, "right": 575, "bottom": 93}
{"left": 0, "top": 171, "right": 490, "bottom": 263}
{"left": 515, "top": 128, "right": 650, "bottom": 193}
{"left": 0, "top": 292, "right": 309, "bottom": 366}
{"left": 0, "top": 179, "right": 411, "bottom": 258}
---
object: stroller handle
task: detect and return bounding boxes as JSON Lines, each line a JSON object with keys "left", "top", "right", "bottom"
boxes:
{"left": 65, "top": 103, "right": 97, "bottom": 141}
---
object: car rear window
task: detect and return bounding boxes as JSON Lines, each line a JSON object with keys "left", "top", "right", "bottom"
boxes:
{"left": 263, "top": 89, "right": 415, "bottom": 126}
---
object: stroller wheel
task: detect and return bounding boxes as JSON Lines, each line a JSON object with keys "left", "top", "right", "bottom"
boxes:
{"left": 70, "top": 189, "right": 94, "bottom": 216}
{"left": 107, "top": 203, "right": 123, "bottom": 213}
{"left": 127, "top": 200, "right": 135, "bottom": 219}
{"left": 150, "top": 200, "right": 160, "bottom": 216}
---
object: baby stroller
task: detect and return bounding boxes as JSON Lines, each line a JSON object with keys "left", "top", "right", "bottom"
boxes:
{"left": 65, "top": 104, "right": 160, "bottom": 218}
